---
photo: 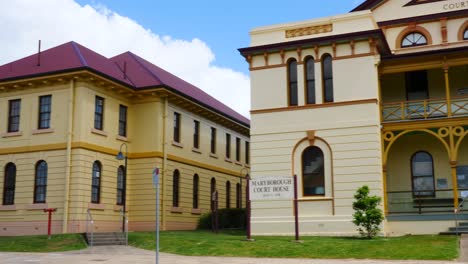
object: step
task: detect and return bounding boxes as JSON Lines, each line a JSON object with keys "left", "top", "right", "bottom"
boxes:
{"left": 449, "top": 227, "right": 468, "bottom": 232}
{"left": 84, "top": 232, "right": 126, "bottom": 246}
{"left": 440, "top": 231, "right": 468, "bottom": 235}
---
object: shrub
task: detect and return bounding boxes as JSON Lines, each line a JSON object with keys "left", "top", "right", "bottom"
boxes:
{"left": 352, "top": 185, "right": 384, "bottom": 238}
{"left": 197, "top": 208, "right": 246, "bottom": 230}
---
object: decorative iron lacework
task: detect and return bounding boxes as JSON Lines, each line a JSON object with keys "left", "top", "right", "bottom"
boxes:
{"left": 285, "top": 24, "right": 333, "bottom": 38}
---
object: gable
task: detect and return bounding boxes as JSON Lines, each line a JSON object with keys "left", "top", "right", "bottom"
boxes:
{"left": 354, "top": 0, "right": 467, "bottom": 22}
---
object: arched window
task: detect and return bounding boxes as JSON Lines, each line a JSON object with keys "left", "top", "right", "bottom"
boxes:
{"left": 91, "top": 161, "right": 101, "bottom": 204}
{"left": 3, "top": 163, "right": 16, "bottom": 205}
{"left": 464, "top": 28, "right": 468, "bottom": 40}
{"left": 302, "top": 147, "right": 325, "bottom": 196}
{"left": 288, "top": 59, "right": 298, "bottom": 106}
{"left": 210, "top": 177, "right": 216, "bottom": 210}
{"left": 322, "top": 54, "right": 334, "bottom": 103}
{"left": 193, "top": 174, "right": 199, "bottom": 209}
{"left": 236, "top": 183, "right": 241, "bottom": 209}
{"left": 172, "top": 170, "right": 180, "bottom": 207}
{"left": 34, "top": 161, "right": 48, "bottom": 203}
{"left": 116, "top": 166, "right": 125, "bottom": 205}
{"left": 226, "top": 181, "right": 231, "bottom": 208}
{"left": 411, "top": 151, "right": 435, "bottom": 197}
{"left": 305, "top": 57, "right": 316, "bottom": 104}
{"left": 401, "top": 32, "right": 428, "bottom": 48}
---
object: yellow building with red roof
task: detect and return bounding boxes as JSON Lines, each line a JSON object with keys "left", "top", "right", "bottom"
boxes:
{"left": 0, "top": 41, "right": 250, "bottom": 236}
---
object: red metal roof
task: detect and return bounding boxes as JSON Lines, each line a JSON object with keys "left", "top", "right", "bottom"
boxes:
{"left": 0, "top": 41, "right": 249, "bottom": 126}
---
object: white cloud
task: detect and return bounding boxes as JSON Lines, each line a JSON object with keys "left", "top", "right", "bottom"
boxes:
{"left": 0, "top": 0, "right": 250, "bottom": 118}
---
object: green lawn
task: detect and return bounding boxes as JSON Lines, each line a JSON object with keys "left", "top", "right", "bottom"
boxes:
{"left": 129, "top": 231, "right": 459, "bottom": 260}
{"left": 0, "top": 234, "right": 87, "bottom": 252}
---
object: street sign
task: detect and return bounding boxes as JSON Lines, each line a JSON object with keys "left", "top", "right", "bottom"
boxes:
{"left": 153, "top": 168, "right": 160, "bottom": 187}
{"left": 249, "top": 176, "right": 294, "bottom": 201}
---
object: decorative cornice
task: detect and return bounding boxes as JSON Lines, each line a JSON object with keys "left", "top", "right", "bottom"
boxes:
{"left": 285, "top": 24, "right": 333, "bottom": 38}
{"left": 251, "top": 99, "right": 378, "bottom": 114}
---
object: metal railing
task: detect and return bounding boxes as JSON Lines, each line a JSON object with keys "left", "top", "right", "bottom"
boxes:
{"left": 454, "top": 195, "right": 468, "bottom": 236}
{"left": 381, "top": 96, "right": 468, "bottom": 122}
{"left": 86, "top": 209, "right": 94, "bottom": 247}
{"left": 386, "top": 189, "right": 461, "bottom": 215}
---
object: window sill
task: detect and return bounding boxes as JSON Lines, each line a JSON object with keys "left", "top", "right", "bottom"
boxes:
{"left": 0, "top": 205, "right": 17, "bottom": 211}
{"left": 116, "top": 135, "right": 129, "bottom": 142}
{"left": 1, "top": 131, "right": 23, "bottom": 138}
{"left": 88, "top": 203, "right": 106, "bottom": 210}
{"left": 225, "top": 157, "right": 233, "bottom": 163}
{"left": 245, "top": 164, "right": 250, "bottom": 168}
{"left": 192, "top": 148, "right": 202, "bottom": 154}
{"left": 170, "top": 207, "right": 183, "bottom": 213}
{"left": 234, "top": 161, "right": 243, "bottom": 166}
{"left": 91, "top": 128, "right": 108, "bottom": 137}
{"left": 26, "top": 203, "right": 48, "bottom": 210}
{"left": 209, "top": 153, "right": 218, "bottom": 159}
{"left": 172, "top": 141, "right": 184, "bottom": 148}
{"left": 191, "top": 208, "right": 202, "bottom": 215}
{"left": 32, "top": 128, "right": 54, "bottom": 135}
{"left": 113, "top": 205, "right": 128, "bottom": 212}
{"left": 298, "top": 197, "right": 333, "bottom": 201}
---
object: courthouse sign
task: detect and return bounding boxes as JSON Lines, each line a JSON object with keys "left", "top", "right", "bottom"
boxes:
{"left": 249, "top": 177, "right": 294, "bottom": 200}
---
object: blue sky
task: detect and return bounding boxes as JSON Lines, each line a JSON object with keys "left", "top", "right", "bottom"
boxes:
{"left": 75, "top": 0, "right": 361, "bottom": 75}
{"left": 0, "top": 0, "right": 363, "bottom": 117}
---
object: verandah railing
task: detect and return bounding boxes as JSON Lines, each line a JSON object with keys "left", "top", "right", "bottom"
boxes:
{"left": 387, "top": 189, "right": 468, "bottom": 215}
{"left": 382, "top": 96, "right": 468, "bottom": 122}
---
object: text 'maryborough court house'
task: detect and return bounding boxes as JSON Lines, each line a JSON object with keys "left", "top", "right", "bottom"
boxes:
{"left": 239, "top": 0, "right": 468, "bottom": 236}
{"left": 0, "top": 42, "right": 250, "bottom": 236}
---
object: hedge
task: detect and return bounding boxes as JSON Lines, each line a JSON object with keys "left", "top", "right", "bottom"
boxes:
{"left": 197, "top": 208, "right": 246, "bottom": 230}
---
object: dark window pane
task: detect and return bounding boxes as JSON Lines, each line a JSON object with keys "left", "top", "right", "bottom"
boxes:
{"left": 8, "top": 100, "right": 21, "bottom": 133}
{"left": 288, "top": 60, "right": 298, "bottom": 106}
{"left": 94, "top": 96, "right": 104, "bottom": 130}
{"left": 290, "top": 83, "right": 298, "bottom": 106}
{"left": 34, "top": 161, "right": 48, "bottom": 203}
{"left": 91, "top": 161, "right": 101, "bottom": 203}
{"left": 194, "top": 120, "right": 200, "bottom": 149}
{"left": 172, "top": 170, "right": 180, "bottom": 207}
{"left": 245, "top": 141, "right": 250, "bottom": 165}
{"left": 302, "top": 147, "right": 325, "bottom": 196}
{"left": 236, "top": 138, "right": 241, "bottom": 162}
{"left": 411, "top": 152, "right": 435, "bottom": 197}
{"left": 402, "top": 32, "right": 428, "bottom": 47}
{"left": 210, "top": 127, "right": 216, "bottom": 154}
{"left": 193, "top": 174, "right": 199, "bottom": 209}
{"left": 322, "top": 55, "right": 334, "bottom": 103}
{"left": 117, "top": 166, "right": 125, "bottom": 205}
{"left": 226, "top": 134, "right": 231, "bottom": 158}
{"left": 38, "top": 95, "right": 52, "bottom": 129}
{"left": 236, "top": 183, "right": 241, "bottom": 209}
{"left": 173, "top": 113, "right": 180, "bottom": 142}
{"left": 464, "top": 29, "right": 468, "bottom": 40}
{"left": 226, "top": 181, "right": 231, "bottom": 208}
{"left": 210, "top": 178, "right": 216, "bottom": 210}
{"left": 306, "top": 58, "right": 316, "bottom": 105}
{"left": 3, "top": 163, "right": 16, "bottom": 205}
{"left": 119, "top": 105, "right": 127, "bottom": 137}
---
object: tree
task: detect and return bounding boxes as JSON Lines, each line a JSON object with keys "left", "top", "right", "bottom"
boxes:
{"left": 352, "top": 185, "right": 384, "bottom": 238}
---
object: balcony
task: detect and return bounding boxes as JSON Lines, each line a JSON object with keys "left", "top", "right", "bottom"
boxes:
{"left": 382, "top": 96, "right": 468, "bottom": 122}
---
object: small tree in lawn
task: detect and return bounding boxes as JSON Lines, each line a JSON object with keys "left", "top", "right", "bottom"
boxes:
{"left": 352, "top": 185, "right": 384, "bottom": 239}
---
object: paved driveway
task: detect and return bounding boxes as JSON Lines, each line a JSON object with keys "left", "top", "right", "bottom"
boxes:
{"left": 0, "top": 246, "right": 464, "bottom": 264}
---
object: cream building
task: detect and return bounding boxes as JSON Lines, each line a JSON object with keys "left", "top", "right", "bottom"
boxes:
{"left": 0, "top": 42, "right": 250, "bottom": 236}
{"left": 239, "top": 0, "right": 468, "bottom": 236}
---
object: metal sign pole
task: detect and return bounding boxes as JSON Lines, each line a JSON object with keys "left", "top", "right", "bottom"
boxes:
{"left": 293, "top": 174, "right": 300, "bottom": 242}
{"left": 153, "top": 168, "right": 160, "bottom": 264}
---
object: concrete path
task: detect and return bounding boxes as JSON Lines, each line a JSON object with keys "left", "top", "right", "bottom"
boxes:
{"left": 459, "top": 234, "right": 468, "bottom": 262}
{"left": 0, "top": 245, "right": 464, "bottom": 264}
